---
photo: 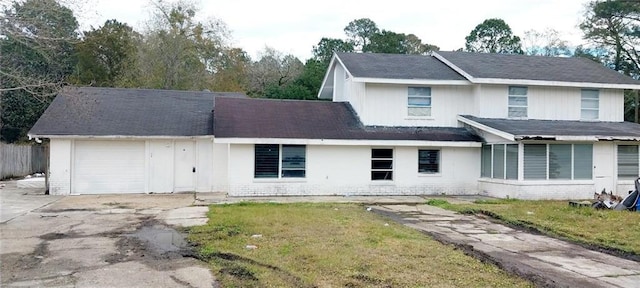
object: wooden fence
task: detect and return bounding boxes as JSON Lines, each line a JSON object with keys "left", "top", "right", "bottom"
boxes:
{"left": 0, "top": 142, "right": 47, "bottom": 180}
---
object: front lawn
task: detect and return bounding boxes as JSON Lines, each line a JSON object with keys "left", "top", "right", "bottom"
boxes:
{"left": 427, "top": 199, "right": 640, "bottom": 257}
{"left": 188, "top": 202, "right": 531, "bottom": 287}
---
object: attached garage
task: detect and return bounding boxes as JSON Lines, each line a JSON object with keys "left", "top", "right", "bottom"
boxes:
{"left": 73, "top": 140, "right": 145, "bottom": 194}
{"left": 28, "top": 87, "right": 244, "bottom": 195}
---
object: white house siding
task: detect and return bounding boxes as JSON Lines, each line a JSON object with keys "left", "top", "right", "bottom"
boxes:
{"left": 334, "top": 64, "right": 346, "bottom": 102}
{"left": 226, "top": 144, "right": 479, "bottom": 196}
{"left": 49, "top": 139, "right": 72, "bottom": 195}
{"left": 48, "top": 138, "right": 217, "bottom": 195}
{"left": 359, "top": 83, "right": 473, "bottom": 127}
{"left": 474, "top": 84, "right": 624, "bottom": 121}
{"left": 478, "top": 180, "right": 594, "bottom": 200}
{"left": 212, "top": 142, "right": 229, "bottom": 192}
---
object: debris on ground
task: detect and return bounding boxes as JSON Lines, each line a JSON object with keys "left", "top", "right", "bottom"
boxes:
{"left": 587, "top": 178, "right": 640, "bottom": 211}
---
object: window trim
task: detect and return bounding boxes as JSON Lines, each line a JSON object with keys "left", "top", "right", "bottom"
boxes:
{"left": 418, "top": 149, "right": 440, "bottom": 175}
{"left": 581, "top": 89, "right": 599, "bottom": 120}
{"left": 371, "top": 148, "right": 394, "bottom": 181}
{"left": 407, "top": 87, "right": 432, "bottom": 117}
{"left": 254, "top": 144, "right": 306, "bottom": 179}
{"left": 508, "top": 86, "right": 528, "bottom": 118}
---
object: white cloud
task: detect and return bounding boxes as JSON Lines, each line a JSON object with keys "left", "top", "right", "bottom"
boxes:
{"left": 79, "top": 0, "right": 591, "bottom": 60}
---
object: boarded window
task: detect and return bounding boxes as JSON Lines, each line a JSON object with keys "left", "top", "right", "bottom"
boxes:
{"left": 255, "top": 144, "right": 279, "bottom": 178}
{"left": 418, "top": 149, "right": 439, "bottom": 173}
{"left": 618, "top": 145, "right": 639, "bottom": 179}
{"left": 408, "top": 87, "right": 431, "bottom": 117}
{"left": 372, "top": 148, "right": 393, "bottom": 180}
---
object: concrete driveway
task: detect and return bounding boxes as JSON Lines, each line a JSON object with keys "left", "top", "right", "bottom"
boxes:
{"left": 0, "top": 181, "right": 214, "bottom": 288}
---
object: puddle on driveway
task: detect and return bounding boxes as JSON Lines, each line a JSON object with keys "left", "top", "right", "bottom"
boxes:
{"left": 128, "top": 225, "right": 188, "bottom": 254}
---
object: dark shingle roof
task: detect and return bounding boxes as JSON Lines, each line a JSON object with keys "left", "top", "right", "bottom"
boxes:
{"left": 461, "top": 115, "right": 640, "bottom": 140}
{"left": 29, "top": 87, "right": 246, "bottom": 137}
{"left": 437, "top": 51, "right": 640, "bottom": 85}
{"left": 214, "top": 97, "right": 480, "bottom": 141}
{"left": 336, "top": 52, "right": 467, "bottom": 81}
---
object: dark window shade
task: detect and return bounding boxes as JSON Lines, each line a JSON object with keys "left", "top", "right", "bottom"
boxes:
{"left": 371, "top": 171, "right": 393, "bottom": 180}
{"left": 255, "top": 144, "right": 279, "bottom": 178}
{"left": 372, "top": 149, "right": 393, "bottom": 158}
{"left": 418, "top": 150, "right": 439, "bottom": 173}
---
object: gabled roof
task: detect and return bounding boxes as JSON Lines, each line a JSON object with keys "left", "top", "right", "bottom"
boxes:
{"left": 336, "top": 52, "right": 467, "bottom": 81}
{"left": 435, "top": 51, "right": 640, "bottom": 88}
{"left": 214, "top": 97, "right": 481, "bottom": 142}
{"left": 459, "top": 115, "right": 640, "bottom": 141}
{"left": 28, "top": 87, "right": 246, "bottom": 137}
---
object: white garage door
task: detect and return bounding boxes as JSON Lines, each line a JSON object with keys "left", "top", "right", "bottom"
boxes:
{"left": 73, "top": 140, "right": 145, "bottom": 194}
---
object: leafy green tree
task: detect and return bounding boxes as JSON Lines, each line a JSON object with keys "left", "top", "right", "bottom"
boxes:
{"left": 136, "top": 0, "right": 230, "bottom": 90}
{"left": 364, "top": 31, "right": 438, "bottom": 54}
{"left": 344, "top": 18, "right": 379, "bottom": 51}
{"left": 208, "top": 47, "right": 250, "bottom": 92}
{"left": 312, "top": 38, "right": 354, "bottom": 64}
{"left": 0, "top": 0, "right": 79, "bottom": 142}
{"left": 263, "top": 59, "right": 326, "bottom": 100}
{"left": 465, "top": 18, "right": 523, "bottom": 54}
{"left": 72, "top": 20, "right": 140, "bottom": 87}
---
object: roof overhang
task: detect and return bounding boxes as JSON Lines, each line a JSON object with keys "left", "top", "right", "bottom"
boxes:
{"left": 214, "top": 137, "right": 481, "bottom": 147}
{"left": 432, "top": 52, "right": 640, "bottom": 90}
{"left": 457, "top": 115, "right": 515, "bottom": 141}
{"left": 351, "top": 77, "right": 470, "bottom": 86}
{"left": 317, "top": 53, "right": 355, "bottom": 100}
{"left": 28, "top": 134, "right": 213, "bottom": 140}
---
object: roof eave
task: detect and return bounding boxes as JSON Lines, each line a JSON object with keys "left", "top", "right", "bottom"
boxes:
{"left": 351, "top": 77, "right": 471, "bottom": 85}
{"left": 471, "top": 78, "right": 640, "bottom": 90}
{"left": 214, "top": 137, "right": 481, "bottom": 147}
{"left": 27, "top": 134, "right": 214, "bottom": 139}
{"left": 457, "top": 115, "right": 515, "bottom": 141}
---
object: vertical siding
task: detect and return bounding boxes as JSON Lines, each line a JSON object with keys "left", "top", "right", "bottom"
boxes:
{"left": 475, "top": 84, "right": 625, "bottom": 121}
{"left": 226, "top": 144, "right": 479, "bottom": 196}
{"left": 334, "top": 64, "right": 346, "bottom": 101}
{"left": 49, "top": 139, "right": 72, "bottom": 195}
{"left": 212, "top": 142, "right": 229, "bottom": 192}
{"left": 196, "top": 139, "right": 213, "bottom": 192}
{"left": 361, "top": 83, "right": 473, "bottom": 127}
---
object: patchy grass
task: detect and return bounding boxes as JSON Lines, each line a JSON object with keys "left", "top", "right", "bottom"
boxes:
{"left": 427, "top": 198, "right": 640, "bottom": 256}
{"left": 188, "top": 203, "right": 531, "bottom": 287}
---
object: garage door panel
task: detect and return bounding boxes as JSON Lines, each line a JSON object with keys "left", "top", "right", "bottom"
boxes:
{"left": 73, "top": 141, "right": 145, "bottom": 194}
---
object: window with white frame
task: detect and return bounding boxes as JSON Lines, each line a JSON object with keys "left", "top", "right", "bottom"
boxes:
{"left": 508, "top": 86, "right": 528, "bottom": 118}
{"left": 617, "top": 145, "right": 639, "bottom": 180}
{"left": 523, "top": 144, "right": 592, "bottom": 180}
{"left": 408, "top": 87, "right": 431, "bottom": 117}
{"left": 418, "top": 149, "right": 439, "bottom": 174}
{"left": 481, "top": 144, "right": 518, "bottom": 179}
{"left": 371, "top": 148, "right": 393, "bottom": 180}
{"left": 254, "top": 144, "right": 306, "bottom": 178}
{"left": 581, "top": 89, "right": 599, "bottom": 120}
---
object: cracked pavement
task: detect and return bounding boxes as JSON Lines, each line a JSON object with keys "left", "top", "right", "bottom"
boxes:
{"left": 373, "top": 204, "right": 640, "bottom": 288}
{"left": 0, "top": 181, "right": 214, "bottom": 288}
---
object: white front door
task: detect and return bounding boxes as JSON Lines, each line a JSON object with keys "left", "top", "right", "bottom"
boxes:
{"left": 174, "top": 140, "right": 196, "bottom": 192}
{"left": 149, "top": 140, "right": 174, "bottom": 193}
{"left": 593, "top": 142, "right": 614, "bottom": 193}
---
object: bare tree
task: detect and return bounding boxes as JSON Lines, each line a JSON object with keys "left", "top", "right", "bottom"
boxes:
{"left": 248, "top": 47, "right": 304, "bottom": 96}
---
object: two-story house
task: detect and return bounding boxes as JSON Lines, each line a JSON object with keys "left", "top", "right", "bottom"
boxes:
{"left": 29, "top": 52, "right": 640, "bottom": 199}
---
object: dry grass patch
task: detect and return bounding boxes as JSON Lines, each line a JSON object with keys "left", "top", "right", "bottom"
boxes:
{"left": 188, "top": 202, "right": 531, "bottom": 287}
{"left": 427, "top": 199, "right": 640, "bottom": 256}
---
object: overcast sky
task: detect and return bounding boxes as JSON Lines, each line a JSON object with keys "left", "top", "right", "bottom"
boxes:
{"left": 77, "top": 0, "right": 591, "bottom": 61}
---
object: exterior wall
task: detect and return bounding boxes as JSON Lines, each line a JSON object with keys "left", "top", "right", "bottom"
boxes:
{"left": 212, "top": 142, "right": 229, "bottom": 192}
{"left": 196, "top": 139, "right": 213, "bottom": 192}
{"left": 474, "top": 85, "right": 624, "bottom": 121}
{"left": 359, "top": 83, "right": 473, "bottom": 127}
{"left": 227, "top": 144, "right": 479, "bottom": 196}
{"left": 48, "top": 138, "right": 220, "bottom": 195}
{"left": 49, "top": 139, "right": 72, "bottom": 195}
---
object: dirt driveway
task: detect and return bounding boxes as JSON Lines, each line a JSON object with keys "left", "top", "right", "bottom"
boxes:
{"left": 0, "top": 181, "right": 215, "bottom": 288}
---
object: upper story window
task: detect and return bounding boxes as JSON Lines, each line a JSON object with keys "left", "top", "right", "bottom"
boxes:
{"left": 581, "top": 89, "right": 599, "bottom": 120}
{"left": 408, "top": 87, "right": 431, "bottom": 117}
{"left": 508, "top": 86, "right": 528, "bottom": 118}
{"left": 255, "top": 144, "right": 306, "bottom": 178}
